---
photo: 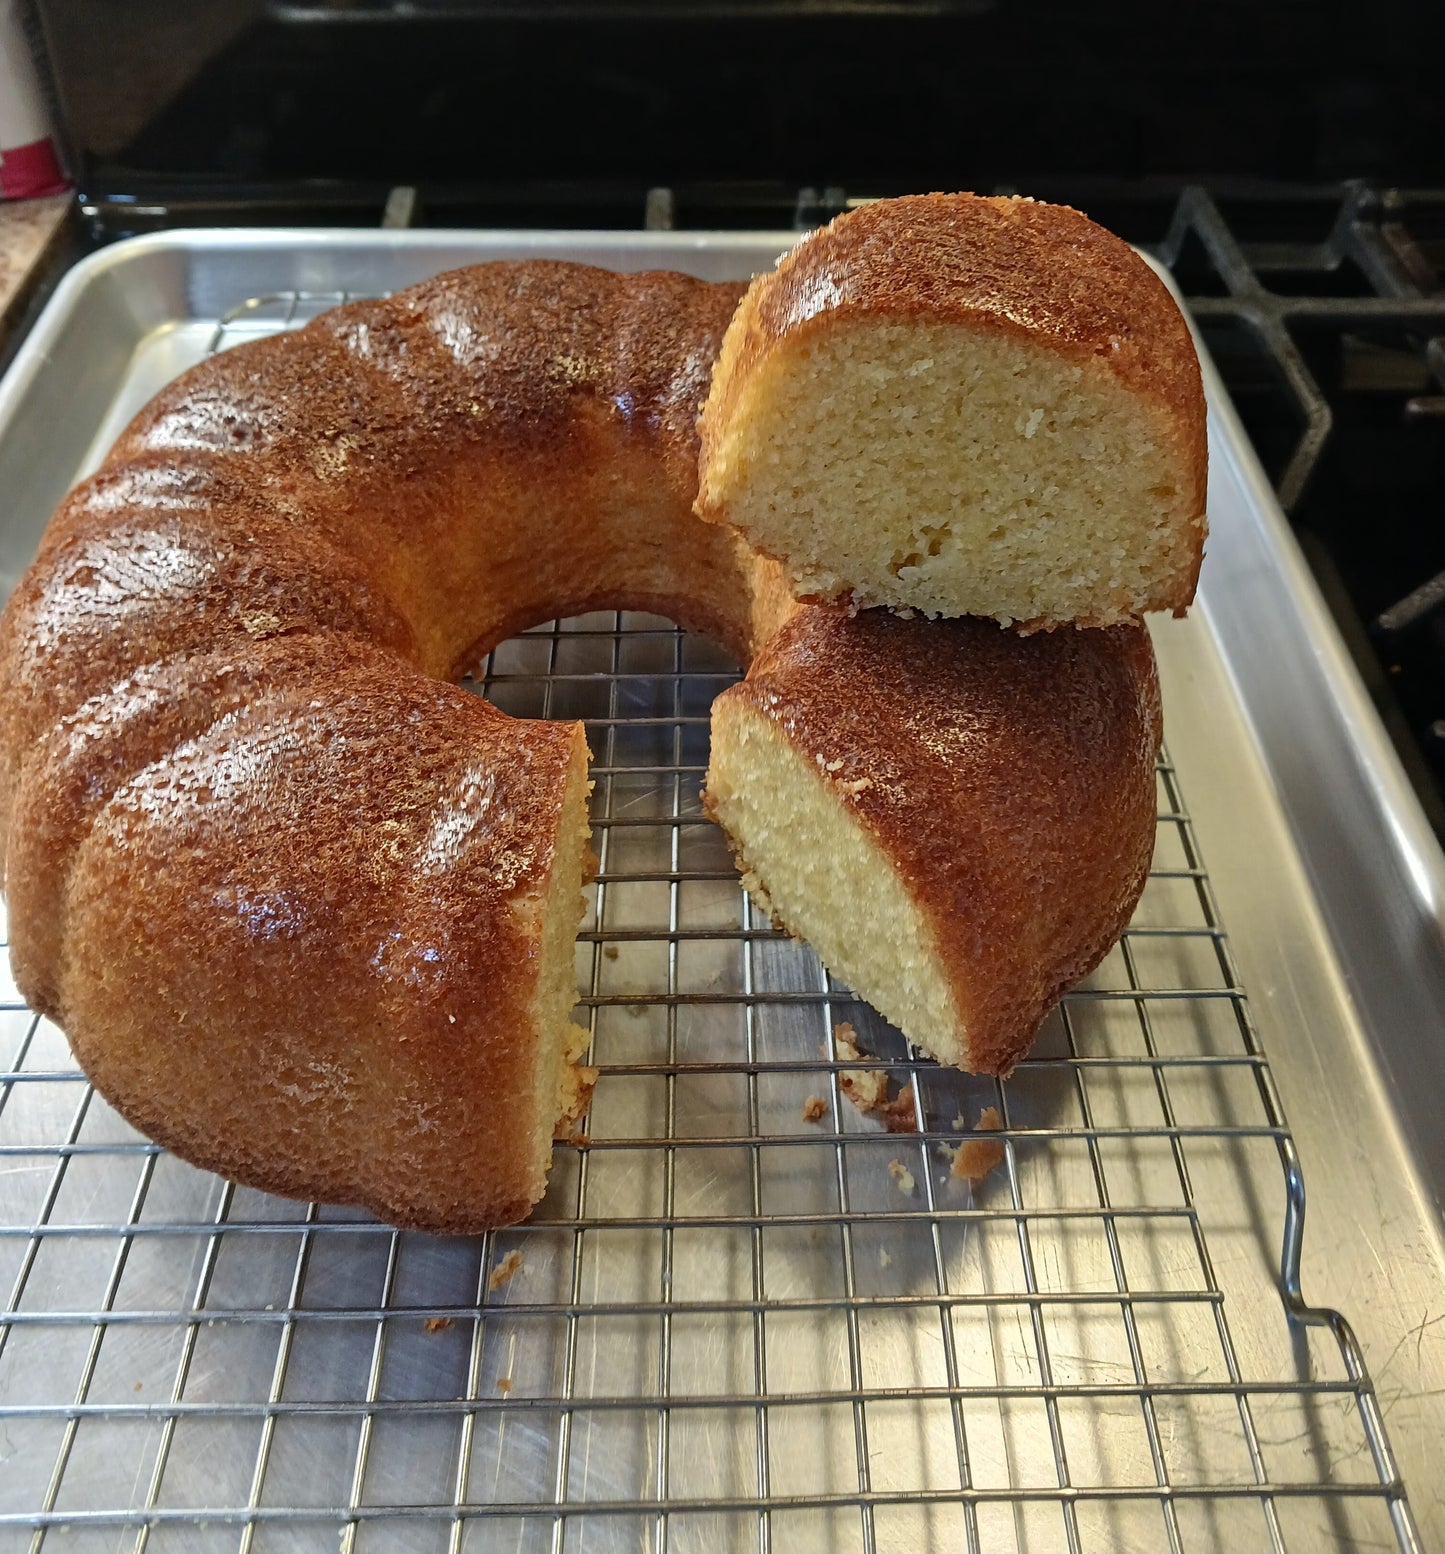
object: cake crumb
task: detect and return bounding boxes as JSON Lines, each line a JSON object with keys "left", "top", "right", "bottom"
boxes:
{"left": 554, "top": 1101, "right": 593, "bottom": 1142}
{"left": 876, "top": 1080, "right": 920, "bottom": 1134}
{"left": 556, "top": 1052, "right": 593, "bottom": 1145}
{"left": 951, "top": 1106, "right": 1006, "bottom": 1183}
{"left": 833, "top": 1024, "right": 916, "bottom": 1131}
{"left": 802, "top": 1095, "right": 828, "bottom": 1123}
{"left": 603, "top": 943, "right": 620, "bottom": 960}
{"left": 488, "top": 1250, "right": 524, "bottom": 1291}
{"left": 833, "top": 1021, "right": 887, "bottom": 1112}
{"left": 497, "top": 1376, "right": 513, "bottom": 1395}
{"left": 423, "top": 1316, "right": 454, "bottom": 1334}
{"left": 839, "top": 1067, "right": 886, "bottom": 1112}
{"left": 833, "top": 1021, "right": 864, "bottom": 1059}
{"left": 887, "top": 1159, "right": 917, "bottom": 1194}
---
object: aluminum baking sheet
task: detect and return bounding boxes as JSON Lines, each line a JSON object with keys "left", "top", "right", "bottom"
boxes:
{"left": 0, "top": 229, "right": 1439, "bottom": 1554}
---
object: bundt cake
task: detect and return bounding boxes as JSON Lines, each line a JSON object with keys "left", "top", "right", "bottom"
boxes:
{"left": 696, "top": 193, "right": 1207, "bottom": 628}
{"left": 706, "top": 610, "right": 1160, "bottom": 1077}
{"left": 0, "top": 216, "right": 1172, "bottom": 1231}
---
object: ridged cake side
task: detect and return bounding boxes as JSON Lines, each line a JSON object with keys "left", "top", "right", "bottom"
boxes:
{"left": 56, "top": 663, "right": 591, "bottom": 1230}
{"left": 0, "top": 261, "right": 756, "bottom": 1232}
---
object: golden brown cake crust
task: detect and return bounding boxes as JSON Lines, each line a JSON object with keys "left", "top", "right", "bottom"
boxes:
{"left": 114, "top": 262, "right": 741, "bottom": 481}
{"left": 0, "top": 498, "right": 419, "bottom": 828}
{"left": 704, "top": 192, "right": 1204, "bottom": 470}
{"left": 62, "top": 665, "right": 588, "bottom": 1231}
{"left": 105, "top": 264, "right": 755, "bottom": 677}
{"left": 719, "top": 609, "right": 1161, "bottom": 1074}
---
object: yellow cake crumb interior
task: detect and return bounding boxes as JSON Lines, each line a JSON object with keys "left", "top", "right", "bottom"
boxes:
{"left": 707, "top": 697, "right": 966, "bottom": 1066}
{"left": 706, "top": 320, "right": 1198, "bottom": 625}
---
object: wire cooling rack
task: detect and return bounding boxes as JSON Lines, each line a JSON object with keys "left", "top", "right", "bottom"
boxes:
{"left": 0, "top": 293, "right": 1421, "bottom": 1554}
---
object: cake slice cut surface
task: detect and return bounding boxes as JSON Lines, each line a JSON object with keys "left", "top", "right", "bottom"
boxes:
{"left": 706, "top": 692, "right": 970, "bottom": 1066}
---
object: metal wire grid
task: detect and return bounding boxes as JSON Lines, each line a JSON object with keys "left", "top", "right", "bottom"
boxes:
{"left": 0, "top": 292, "right": 1421, "bottom": 1554}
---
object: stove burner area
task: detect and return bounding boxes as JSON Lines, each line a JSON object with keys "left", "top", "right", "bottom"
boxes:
{"left": 1156, "top": 185, "right": 1445, "bottom": 836}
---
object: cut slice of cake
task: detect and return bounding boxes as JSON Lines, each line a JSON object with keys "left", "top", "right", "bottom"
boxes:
{"left": 696, "top": 193, "right": 1207, "bottom": 629}
{"left": 704, "top": 606, "right": 1162, "bottom": 1073}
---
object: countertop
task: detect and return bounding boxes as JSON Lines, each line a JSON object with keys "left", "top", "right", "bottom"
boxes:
{"left": 0, "top": 193, "right": 72, "bottom": 332}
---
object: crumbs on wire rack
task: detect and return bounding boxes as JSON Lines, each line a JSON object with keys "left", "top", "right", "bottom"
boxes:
{"left": 488, "top": 1250, "right": 524, "bottom": 1291}
{"left": 423, "top": 1316, "right": 454, "bottom": 1334}
{"left": 802, "top": 1096, "right": 828, "bottom": 1123}
{"left": 951, "top": 1106, "right": 1006, "bottom": 1182}
{"left": 833, "top": 1021, "right": 918, "bottom": 1132}
{"left": 874, "top": 1081, "right": 920, "bottom": 1134}
{"left": 832, "top": 1021, "right": 1000, "bottom": 1191}
{"left": 833, "top": 1021, "right": 884, "bottom": 1110}
{"left": 887, "top": 1158, "right": 916, "bottom": 1194}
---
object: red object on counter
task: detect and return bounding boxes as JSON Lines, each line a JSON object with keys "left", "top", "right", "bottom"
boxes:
{"left": 0, "top": 136, "right": 67, "bottom": 200}
{"left": 1, "top": 0, "right": 69, "bottom": 200}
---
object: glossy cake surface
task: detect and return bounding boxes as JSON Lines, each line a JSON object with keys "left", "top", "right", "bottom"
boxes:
{"left": 0, "top": 227, "right": 1172, "bottom": 1229}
